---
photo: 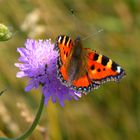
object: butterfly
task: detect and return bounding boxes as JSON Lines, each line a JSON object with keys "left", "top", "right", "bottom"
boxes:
{"left": 54, "top": 35, "right": 126, "bottom": 93}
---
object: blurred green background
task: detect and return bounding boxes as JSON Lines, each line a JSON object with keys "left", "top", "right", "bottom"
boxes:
{"left": 0, "top": 0, "right": 140, "bottom": 140}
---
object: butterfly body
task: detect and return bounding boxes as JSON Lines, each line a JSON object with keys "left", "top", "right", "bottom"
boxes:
{"left": 54, "top": 35, "right": 126, "bottom": 93}
{"left": 66, "top": 37, "right": 88, "bottom": 82}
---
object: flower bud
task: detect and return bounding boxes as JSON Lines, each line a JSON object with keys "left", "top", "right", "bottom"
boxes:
{"left": 0, "top": 24, "right": 12, "bottom": 41}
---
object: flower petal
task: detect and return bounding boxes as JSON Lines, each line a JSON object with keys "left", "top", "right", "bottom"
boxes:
{"left": 16, "top": 71, "right": 27, "bottom": 78}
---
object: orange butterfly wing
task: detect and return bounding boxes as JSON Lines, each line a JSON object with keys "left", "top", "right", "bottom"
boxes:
{"left": 54, "top": 35, "right": 73, "bottom": 66}
{"left": 69, "top": 49, "right": 126, "bottom": 92}
{"left": 86, "top": 50, "right": 126, "bottom": 84}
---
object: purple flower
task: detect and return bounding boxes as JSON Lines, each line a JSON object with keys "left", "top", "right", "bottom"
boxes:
{"left": 15, "top": 39, "right": 80, "bottom": 106}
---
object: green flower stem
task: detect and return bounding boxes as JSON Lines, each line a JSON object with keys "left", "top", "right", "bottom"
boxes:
{"left": 0, "top": 94, "right": 45, "bottom": 140}
{"left": 0, "top": 89, "right": 7, "bottom": 96}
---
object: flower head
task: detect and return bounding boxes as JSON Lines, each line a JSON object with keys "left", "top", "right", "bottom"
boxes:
{"left": 15, "top": 39, "right": 79, "bottom": 106}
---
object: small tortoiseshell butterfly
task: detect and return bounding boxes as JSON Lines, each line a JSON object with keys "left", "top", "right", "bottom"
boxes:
{"left": 54, "top": 35, "right": 126, "bottom": 93}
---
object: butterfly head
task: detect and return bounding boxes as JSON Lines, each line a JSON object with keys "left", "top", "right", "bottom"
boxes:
{"left": 75, "top": 36, "right": 81, "bottom": 40}
{"left": 73, "top": 36, "right": 83, "bottom": 57}
{"left": 74, "top": 36, "right": 82, "bottom": 45}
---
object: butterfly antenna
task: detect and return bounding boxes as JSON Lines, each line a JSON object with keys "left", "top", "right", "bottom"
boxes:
{"left": 82, "top": 28, "right": 103, "bottom": 41}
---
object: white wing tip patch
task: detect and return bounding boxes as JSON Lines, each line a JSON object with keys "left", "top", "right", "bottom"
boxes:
{"left": 116, "top": 66, "right": 121, "bottom": 73}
